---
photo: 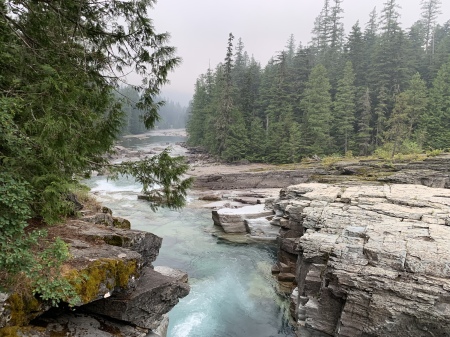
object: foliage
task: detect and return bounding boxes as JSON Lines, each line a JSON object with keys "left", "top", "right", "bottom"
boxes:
{"left": 111, "top": 149, "right": 193, "bottom": 210}
{"left": 1, "top": 0, "right": 191, "bottom": 307}
{"left": 0, "top": 173, "right": 80, "bottom": 306}
{"left": 186, "top": 1, "right": 449, "bottom": 163}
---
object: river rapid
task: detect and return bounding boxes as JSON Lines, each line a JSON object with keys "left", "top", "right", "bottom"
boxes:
{"left": 85, "top": 132, "right": 295, "bottom": 337}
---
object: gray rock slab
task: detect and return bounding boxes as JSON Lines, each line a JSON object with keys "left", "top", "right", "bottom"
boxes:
{"left": 273, "top": 183, "right": 450, "bottom": 336}
{"left": 83, "top": 267, "right": 190, "bottom": 329}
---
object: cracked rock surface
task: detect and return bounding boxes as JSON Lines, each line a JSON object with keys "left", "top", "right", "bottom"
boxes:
{"left": 273, "top": 183, "right": 450, "bottom": 337}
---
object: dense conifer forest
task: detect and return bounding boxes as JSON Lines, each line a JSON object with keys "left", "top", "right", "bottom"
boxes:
{"left": 187, "top": 0, "right": 450, "bottom": 163}
{"left": 116, "top": 86, "right": 188, "bottom": 135}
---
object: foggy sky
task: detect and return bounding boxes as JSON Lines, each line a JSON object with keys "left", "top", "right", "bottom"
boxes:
{"left": 150, "top": 0, "right": 450, "bottom": 106}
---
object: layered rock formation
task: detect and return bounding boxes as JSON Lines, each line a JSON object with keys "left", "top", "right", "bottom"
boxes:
{"left": 0, "top": 209, "right": 189, "bottom": 337}
{"left": 194, "top": 153, "right": 450, "bottom": 190}
{"left": 271, "top": 183, "right": 450, "bottom": 337}
{"left": 212, "top": 204, "right": 274, "bottom": 234}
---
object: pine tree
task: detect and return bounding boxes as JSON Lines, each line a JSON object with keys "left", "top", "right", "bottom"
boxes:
{"left": 346, "top": 22, "right": 366, "bottom": 87}
{"left": 405, "top": 73, "right": 428, "bottom": 138}
{"left": 385, "top": 93, "right": 410, "bottom": 157}
{"left": 421, "top": 0, "right": 442, "bottom": 55}
{"left": 216, "top": 33, "right": 235, "bottom": 157}
{"left": 333, "top": 61, "right": 356, "bottom": 154}
{"left": 372, "top": 0, "right": 409, "bottom": 94}
{"left": 312, "top": 0, "right": 332, "bottom": 57}
{"left": 374, "top": 86, "right": 389, "bottom": 147}
{"left": 300, "top": 64, "right": 333, "bottom": 155}
{"left": 222, "top": 110, "right": 249, "bottom": 162}
{"left": 423, "top": 59, "right": 450, "bottom": 149}
{"left": 240, "top": 58, "right": 261, "bottom": 125}
{"left": 0, "top": 0, "right": 192, "bottom": 303}
{"left": 1, "top": 0, "right": 190, "bottom": 218}
{"left": 247, "top": 117, "right": 267, "bottom": 162}
{"left": 356, "top": 88, "right": 372, "bottom": 155}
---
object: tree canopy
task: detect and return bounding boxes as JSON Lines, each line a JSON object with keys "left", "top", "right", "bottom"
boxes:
{"left": 0, "top": 0, "right": 191, "bottom": 302}
{"left": 187, "top": 0, "right": 450, "bottom": 163}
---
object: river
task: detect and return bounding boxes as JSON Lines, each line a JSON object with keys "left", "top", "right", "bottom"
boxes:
{"left": 85, "top": 132, "right": 295, "bottom": 337}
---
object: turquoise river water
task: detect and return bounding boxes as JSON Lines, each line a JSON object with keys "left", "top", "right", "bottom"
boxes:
{"left": 85, "top": 134, "right": 295, "bottom": 337}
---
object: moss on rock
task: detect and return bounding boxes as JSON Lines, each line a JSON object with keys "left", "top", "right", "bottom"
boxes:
{"left": 112, "top": 217, "right": 131, "bottom": 229}
{"left": 6, "top": 293, "right": 41, "bottom": 327}
{"left": 67, "top": 258, "right": 138, "bottom": 304}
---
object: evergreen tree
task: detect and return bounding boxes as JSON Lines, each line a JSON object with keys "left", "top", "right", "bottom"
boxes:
{"left": 216, "top": 33, "right": 235, "bottom": 157}
{"left": 0, "top": 0, "right": 192, "bottom": 302}
{"left": 423, "top": 59, "right": 450, "bottom": 149}
{"left": 312, "top": 0, "right": 332, "bottom": 57}
{"left": 187, "top": 77, "right": 209, "bottom": 145}
{"left": 240, "top": 57, "right": 261, "bottom": 126}
{"left": 222, "top": 110, "right": 249, "bottom": 162}
{"left": 374, "top": 86, "right": 389, "bottom": 147}
{"left": 363, "top": 7, "right": 379, "bottom": 91}
{"left": 405, "top": 73, "right": 428, "bottom": 138}
{"left": 300, "top": 64, "right": 333, "bottom": 155}
{"left": 356, "top": 88, "right": 372, "bottom": 155}
{"left": 421, "top": 0, "right": 442, "bottom": 55}
{"left": 372, "top": 0, "right": 409, "bottom": 95}
{"left": 385, "top": 93, "right": 410, "bottom": 157}
{"left": 346, "top": 22, "right": 366, "bottom": 87}
{"left": 333, "top": 61, "right": 356, "bottom": 154}
{"left": 247, "top": 117, "right": 267, "bottom": 162}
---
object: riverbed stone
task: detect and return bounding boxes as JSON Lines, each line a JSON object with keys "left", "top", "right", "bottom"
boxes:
{"left": 212, "top": 204, "right": 274, "bottom": 233}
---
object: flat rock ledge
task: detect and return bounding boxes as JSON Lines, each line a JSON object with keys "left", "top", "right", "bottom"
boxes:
{"left": 0, "top": 211, "right": 189, "bottom": 337}
{"left": 212, "top": 204, "right": 276, "bottom": 238}
{"left": 272, "top": 183, "right": 450, "bottom": 337}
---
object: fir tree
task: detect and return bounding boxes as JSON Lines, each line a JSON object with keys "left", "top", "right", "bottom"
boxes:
{"left": 356, "top": 88, "right": 372, "bottom": 155}
{"left": 333, "top": 61, "right": 356, "bottom": 154}
{"left": 423, "top": 59, "right": 450, "bottom": 149}
{"left": 216, "top": 33, "right": 235, "bottom": 157}
{"left": 421, "top": 0, "right": 442, "bottom": 55}
{"left": 385, "top": 92, "right": 410, "bottom": 157}
{"left": 300, "top": 64, "right": 333, "bottom": 155}
{"left": 374, "top": 86, "right": 389, "bottom": 147}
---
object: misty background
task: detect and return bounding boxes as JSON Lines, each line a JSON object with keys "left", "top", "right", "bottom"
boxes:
{"left": 149, "top": 0, "right": 449, "bottom": 106}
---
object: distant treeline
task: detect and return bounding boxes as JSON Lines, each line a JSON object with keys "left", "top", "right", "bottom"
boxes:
{"left": 116, "top": 85, "right": 188, "bottom": 134}
{"left": 187, "top": 0, "right": 450, "bottom": 163}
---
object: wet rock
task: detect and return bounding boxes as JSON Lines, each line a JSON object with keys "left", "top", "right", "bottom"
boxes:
{"left": 212, "top": 204, "right": 274, "bottom": 233}
{"left": 154, "top": 266, "right": 189, "bottom": 284}
{"left": 83, "top": 267, "right": 190, "bottom": 330}
{"left": 245, "top": 218, "right": 279, "bottom": 240}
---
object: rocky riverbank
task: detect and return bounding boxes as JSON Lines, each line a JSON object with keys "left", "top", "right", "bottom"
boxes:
{"left": 200, "top": 152, "right": 450, "bottom": 336}
{"left": 0, "top": 207, "right": 189, "bottom": 337}
{"left": 271, "top": 183, "right": 450, "bottom": 337}
{"left": 192, "top": 153, "right": 450, "bottom": 190}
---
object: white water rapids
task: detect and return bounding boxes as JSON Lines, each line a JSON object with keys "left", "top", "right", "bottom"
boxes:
{"left": 84, "top": 133, "right": 295, "bottom": 337}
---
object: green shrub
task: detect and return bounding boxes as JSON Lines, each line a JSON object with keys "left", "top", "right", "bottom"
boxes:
{"left": 0, "top": 173, "right": 79, "bottom": 306}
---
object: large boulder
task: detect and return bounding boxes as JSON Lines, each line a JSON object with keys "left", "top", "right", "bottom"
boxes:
{"left": 212, "top": 204, "right": 274, "bottom": 233}
{"left": 0, "top": 211, "right": 188, "bottom": 337}
{"left": 83, "top": 267, "right": 189, "bottom": 330}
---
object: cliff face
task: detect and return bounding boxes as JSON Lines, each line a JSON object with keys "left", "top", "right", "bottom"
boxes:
{"left": 271, "top": 183, "right": 450, "bottom": 337}
{"left": 0, "top": 209, "right": 189, "bottom": 337}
